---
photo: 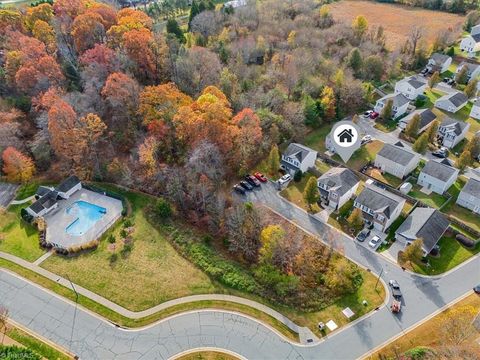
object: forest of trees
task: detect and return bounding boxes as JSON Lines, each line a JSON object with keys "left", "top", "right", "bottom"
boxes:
{"left": 0, "top": 0, "right": 462, "bottom": 306}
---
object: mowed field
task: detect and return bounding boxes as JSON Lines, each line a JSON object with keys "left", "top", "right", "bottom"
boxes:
{"left": 328, "top": 0, "right": 465, "bottom": 49}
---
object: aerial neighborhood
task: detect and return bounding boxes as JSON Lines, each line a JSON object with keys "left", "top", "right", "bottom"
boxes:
{"left": 0, "top": 0, "right": 479, "bottom": 359}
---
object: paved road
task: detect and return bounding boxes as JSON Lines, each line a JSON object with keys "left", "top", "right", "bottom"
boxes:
{"left": 0, "top": 182, "right": 18, "bottom": 208}
{"left": 1, "top": 182, "right": 479, "bottom": 359}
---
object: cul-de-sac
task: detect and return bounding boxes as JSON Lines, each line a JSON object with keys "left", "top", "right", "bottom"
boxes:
{"left": 0, "top": 0, "right": 479, "bottom": 359}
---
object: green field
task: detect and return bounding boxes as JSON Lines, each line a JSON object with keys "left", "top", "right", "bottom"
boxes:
{"left": 408, "top": 185, "right": 448, "bottom": 209}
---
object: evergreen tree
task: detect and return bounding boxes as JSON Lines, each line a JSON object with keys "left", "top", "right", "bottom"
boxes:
{"left": 381, "top": 99, "right": 393, "bottom": 121}
{"left": 304, "top": 95, "right": 321, "bottom": 127}
{"left": 188, "top": 0, "right": 200, "bottom": 31}
{"left": 446, "top": 46, "right": 455, "bottom": 57}
{"left": 166, "top": 19, "right": 185, "bottom": 43}
{"left": 268, "top": 145, "right": 280, "bottom": 176}
{"left": 412, "top": 133, "right": 429, "bottom": 154}
{"left": 303, "top": 177, "right": 319, "bottom": 211}
{"left": 347, "top": 48, "right": 363, "bottom": 76}
{"left": 405, "top": 113, "right": 421, "bottom": 137}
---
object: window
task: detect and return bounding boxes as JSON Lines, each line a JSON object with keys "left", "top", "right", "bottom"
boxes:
{"left": 377, "top": 214, "right": 385, "bottom": 222}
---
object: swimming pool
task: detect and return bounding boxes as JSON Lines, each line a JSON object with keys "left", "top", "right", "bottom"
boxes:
{"left": 65, "top": 201, "right": 107, "bottom": 236}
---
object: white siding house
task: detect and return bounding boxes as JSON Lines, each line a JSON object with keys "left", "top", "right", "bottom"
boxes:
{"left": 417, "top": 159, "right": 459, "bottom": 195}
{"left": 354, "top": 185, "right": 406, "bottom": 232}
{"left": 470, "top": 103, "right": 480, "bottom": 120}
{"left": 456, "top": 178, "right": 480, "bottom": 214}
{"left": 460, "top": 34, "right": 480, "bottom": 54}
{"left": 434, "top": 91, "right": 469, "bottom": 113}
{"left": 281, "top": 143, "right": 317, "bottom": 174}
{"left": 426, "top": 53, "right": 452, "bottom": 73}
{"left": 374, "top": 142, "right": 421, "bottom": 179}
{"left": 374, "top": 93, "right": 410, "bottom": 119}
{"left": 438, "top": 118, "right": 470, "bottom": 148}
{"left": 317, "top": 167, "right": 360, "bottom": 210}
{"left": 394, "top": 76, "right": 427, "bottom": 100}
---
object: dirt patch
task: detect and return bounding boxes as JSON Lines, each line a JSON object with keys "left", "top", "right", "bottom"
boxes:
{"left": 328, "top": 0, "right": 465, "bottom": 50}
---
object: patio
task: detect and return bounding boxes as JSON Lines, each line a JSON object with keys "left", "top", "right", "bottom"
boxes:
{"left": 44, "top": 188, "right": 122, "bottom": 249}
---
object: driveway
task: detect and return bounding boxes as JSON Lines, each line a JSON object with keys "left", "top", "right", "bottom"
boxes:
{"left": 0, "top": 182, "right": 18, "bottom": 208}
{"left": 0, "top": 182, "right": 479, "bottom": 359}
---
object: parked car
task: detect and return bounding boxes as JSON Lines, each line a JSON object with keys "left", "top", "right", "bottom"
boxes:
{"left": 233, "top": 184, "right": 245, "bottom": 195}
{"left": 278, "top": 174, "right": 292, "bottom": 185}
{"left": 389, "top": 280, "right": 402, "bottom": 299}
{"left": 254, "top": 172, "right": 268, "bottom": 182}
{"left": 420, "top": 68, "right": 428, "bottom": 76}
{"left": 356, "top": 229, "right": 371, "bottom": 242}
{"left": 442, "top": 77, "right": 449, "bottom": 83}
{"left": 364, "top": 220, "right": 374, "bottom": 230}
{"left": 370, "top": 111, "right": 379, "bottom": 119}
{"left": 239, "top": 181, "right": 253, "bottom": 191}
{"left": 432, "top": 147, "right": 448, "bottom": 158}
{"left": 361, "top": 135, "right": 372, "bottom": 144}
{"left": 474, "top": 284, "right": 480, "bottom": 294}
{"left": 245, "top": 174, "right": 261, "bottom": 187}
{"left": 447, "top": 78, "right": 456, "bottom": 86}
{"left": 363, "top": 110, "right": 373, "bottom": 117}
{"left": 368, "top": 235, "right": 381, "bottom": 248}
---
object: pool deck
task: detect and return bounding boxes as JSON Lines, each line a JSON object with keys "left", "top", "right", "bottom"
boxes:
{"left": 44, "top": 188, "right": 122, "bottom": 249}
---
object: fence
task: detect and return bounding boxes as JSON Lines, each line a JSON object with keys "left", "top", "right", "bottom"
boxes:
{"left": 82, "top": 183, "right": 128, "bottom": 216}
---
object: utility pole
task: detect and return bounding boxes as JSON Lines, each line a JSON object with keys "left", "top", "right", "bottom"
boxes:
{"left": 375, "top": 267, "right": 384, "bottom": 290}
{"left": 66, "top": 275, "right": 79, "bottom": 358}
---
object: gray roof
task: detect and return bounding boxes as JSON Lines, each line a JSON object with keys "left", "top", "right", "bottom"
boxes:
{"left": 381, "top": 93, "right": 410, "bottom": 108}
{"left": 56, "top": 175, "right": 81, "bottom": 193}
{"left": 396, "top": 208, "right": 450, "bottom": 253}
{"left": 461, "top": 178, "right": 480, "bottom": 198}
{"left": 407, "top": 78, "right": 426, "bottom": 89}
{"left": 420, "top": 159, "right": 458, "bottom": 183}
{"left": 440, "top": 118, "right": 469, "bottom": 135}
{"left": 458, "top": 61, "right": 480, "bottom": 74}
{"left": 430, "top": 53, "right": 450, "bottom": 66}
{"left": 377, "top": 142, "right": 417, "bottom": 166}
{"left": 283, "top": 143, "right": 316, "bottom": 163}
{"left": 417, "top": 109, "right": 437, "bottom": 129}
{"left": 356, "top": 185, "right": 405, "bottom": 219}
{"left": 472, "top": 33, "right": 480, "bottom": 42}
{"left": 317, "top": 167, "right": 360, "bottom": 197}
{"left": 28, "top": 190, "right": 58, "bottom": 215}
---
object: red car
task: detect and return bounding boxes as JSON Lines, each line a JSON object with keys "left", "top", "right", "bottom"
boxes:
{"left": 254, "top": 172, "right": 268, "bottom": 182}
{"left": 370, "top": 111, "right": 379, "bottom": 119}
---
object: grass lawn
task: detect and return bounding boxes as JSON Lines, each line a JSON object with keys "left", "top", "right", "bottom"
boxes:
{"left": 0, "top": 205, "right": 44, "bottom": 262}
{"left": 279, "top": 174, "right": 321, "bottom": 213}
{"left": 366, "top": 168, "right": 403, "bottom": 189}
{"left": 333, "top": 140, "right": 384, "bottom": 171}
{"left": 176, "top": 352, "right": 239, "bottom": 360}
{"left": 41, "top": 186, "right": 219, "bottom": 311}
{"left": 315, "top": 159, "right": 331, "bottom": 174}
{"left": 368, "top": 293, "right": 480, "bottom": 359}
{"left": 5, "top": 324, "right": 70, "bottom": 360}
{"left": 303, "top": 125, "right": 333, "bottom": 153}
{"left": 411, "top": 235, "right": 480, "bottom": 275}
{"left": 408, "top": 185, "right": 448, "bottom": 209}
{"left": 374, "top": 118, "right": 397, "bottom": 133}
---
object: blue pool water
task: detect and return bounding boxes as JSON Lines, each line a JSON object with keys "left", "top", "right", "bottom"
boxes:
{"left": 65, "top": 201, "right": 107, "bottom": 236}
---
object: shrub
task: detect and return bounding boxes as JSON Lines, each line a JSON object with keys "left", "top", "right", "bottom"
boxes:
{"left": 294, "top": 170, "right": 303, "bottom": 182}
{"left": 154, "top": 198, "right": 172, "bottom": 219}
{"left": 108, "top": 234, "right": 116, "bottom": 244}
{"left": 456, "top": 234, "right": 475, "bottom": 248}
{"left": 109, "top": 253, "right": 118, "bottom": 265}
{"left": 120, "top": 229, "right": 128, "bottom": 238}
{"left": 123, "top": 219, "right": 133, "bottom": 228}
{"left": 0, "top": 345, "right": 41, "bottom": 360}
{"left": 202, "top": 235, "right": 212, "bottom": 245}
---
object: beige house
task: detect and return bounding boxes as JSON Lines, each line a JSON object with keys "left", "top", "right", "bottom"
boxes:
{"left": 374, "top": 142, "right": 421, "bottom": 179}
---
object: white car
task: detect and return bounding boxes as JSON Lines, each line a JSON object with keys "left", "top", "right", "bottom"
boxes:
{"left": 363, "top": 110, "right": 373, "bottom": 118}
{"left": 368, "top": 235, "right": 381, "bottom": 248}
{"left": 278, "top": 174, "right": 292, "bottom": 185}
{"left": 361, "top": 135, "right": 372, "bottom": 144}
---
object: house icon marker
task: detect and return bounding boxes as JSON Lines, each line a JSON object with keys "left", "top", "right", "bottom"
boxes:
{"left": 338, "top": 128, "right": 354, "bottom": 143}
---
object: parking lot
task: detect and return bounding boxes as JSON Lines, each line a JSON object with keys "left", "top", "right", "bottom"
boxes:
{"left": 0, "top": 182, "right": 18, "bottom": 208}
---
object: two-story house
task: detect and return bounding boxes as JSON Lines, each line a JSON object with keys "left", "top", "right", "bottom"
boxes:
{"left": 426, "top": 53, "right": 452, "bottom": 74}
{"left": 374, "top": 93, "right": 410, "bottom": 119}
{"left": 280, "top": 143, "right": 317, "bottom": 174}
{"left": 354, "top": 184, "right": 406, "bottom": 232}
{"left": 456, "top": 62, "right": 480, "bottom": 80}
{"left": 417, "top": 159, "right": 459, "bottom": 195}
{"left": 435, "top": 91, "right": 469, "bottom": 113}
{"left": 317, "top": 167, "right": 360, "bottom": 210}
{"left": 374, "top": 142, "right": 421, "bottom": 179}
{"left": 394, "top": 76, "right": 427, "bottom": 100}
{"left": 456, "top": 178, "right": 480, "bottom": 214}
{"left": 398, "top": 108, "right": 437, "bottom": 135}
{"left": 438, "top": 118, "right": 470, "bottom": 148}
{"left": 460, "top": 33, "right": 480, "bottom": 54}
{"left": 395, "top": 207, "right": 450, "bottom": 256}
{"left": 470, "top": 103, "right": 480, "bottom": 120}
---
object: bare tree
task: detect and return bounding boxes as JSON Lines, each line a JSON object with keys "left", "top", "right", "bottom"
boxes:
{"left": 409, "top": 26, "right": 424, "bottom": 55}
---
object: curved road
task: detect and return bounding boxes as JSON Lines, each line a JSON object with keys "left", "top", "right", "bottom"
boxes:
{"left": 0, "top": 183, "right": 479, "bottom": 359}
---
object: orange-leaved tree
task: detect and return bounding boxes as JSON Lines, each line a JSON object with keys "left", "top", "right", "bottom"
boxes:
{"left": 2, "top": 147, "right": 35, "bottom": 183}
